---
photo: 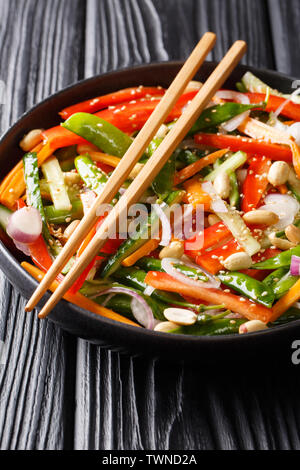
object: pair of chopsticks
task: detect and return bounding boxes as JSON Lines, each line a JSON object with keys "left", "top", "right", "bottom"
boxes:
{"left": 25, "top": 33, "right": 247, "bottom": 319}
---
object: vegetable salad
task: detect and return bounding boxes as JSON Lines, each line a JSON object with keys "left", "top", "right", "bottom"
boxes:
{"left": 2, "top": 72, "right": 300, "bottom": 336}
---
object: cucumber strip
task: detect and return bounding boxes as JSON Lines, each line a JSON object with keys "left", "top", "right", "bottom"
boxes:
{"left": 287, "top": 167, "right": 300, "bottom": 202}
{"left": 216, "top": 203, "right": 261, "bottom": 256}
{"left": 0, "top": 204, "right": 12, "bottom": 231}
{"left": 41, "top": 157, "right": 72, "bottom": 212}
{"left": 40, "top": 171, "right": 82, "bottom": 201}
{"left": 75, "top": 155, "right": 108, "bottom": 195}
{"left": 44, "top": 200, "right": 83, "bottom": 224}
{"left": 241, "top": 71, "right": 300, "bottom": 104}
{"left": 23, "top": 152, "right": 52, "bottom": 241}
{"left": 205, "top": 151, "right": 247, "bottom": 182}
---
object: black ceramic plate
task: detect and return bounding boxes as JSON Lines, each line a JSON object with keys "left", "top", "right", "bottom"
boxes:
{"left": 1, "top": 61, "right": 300, "bottom": 362}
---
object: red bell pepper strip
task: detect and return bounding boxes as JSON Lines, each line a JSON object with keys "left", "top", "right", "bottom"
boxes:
{"left": 17, "top": 198, "right": 26, "bottom": 209}
{"left": 59, "top": 87, "right": 165, "bottom": 120}
{"left": 195, "top": 239, "right": 242, "bottom": 275}
{"left": 68, "top": 257, "right": 98, "bottom": 295}
{"left": 70, "top": 213, "right": 123, "bottom": 294}
{"left": 96, "top": 161, "right": 114, "bottom": 174}
{"left": 69, "top": 237, "right": 123, "bottom": 295}
{"left": 29, "top": 235, "right": 54, "bottom": 273}
{"left": 42, "top": 126, "right": 89, "bottom": 151}
{"left": 144, "top": 271, "right": 273, "bottom": 323}
{"left": 15, "top": 198, "right": 60, "bottom": 277}
{"left": 241, "top": 156, "right": 271, "bottom": 212}
{"left": 95, "top": 91, "right": 198, "bottom": 134}
{"left": 194, "top": 133, "right": 292, "bottom": 162}
{"left": 246, "top": 92, "right": 300, "bottom": 121}
{"left": 184, "top": 222, "right": 231, "bottom": 256}
{"left": 193, "top": 238, "right": 281, "bottom": 277}
{"left": 241, "top": 248, "right": 281, "bottom": 280}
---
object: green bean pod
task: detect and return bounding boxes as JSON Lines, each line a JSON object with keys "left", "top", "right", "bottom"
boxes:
{"left": 218, "top": 272, "right": 275, "bottom": 307}
{"left": 63, "top": 112, "right": 133, "bottom": 158}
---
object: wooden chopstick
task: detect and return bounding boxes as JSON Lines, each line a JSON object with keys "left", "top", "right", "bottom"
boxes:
{"left": 36, "top": 40, "right": 247, "bottom": 320}
{"left": 25, "top": 32, "right": 217, "bottom": 312}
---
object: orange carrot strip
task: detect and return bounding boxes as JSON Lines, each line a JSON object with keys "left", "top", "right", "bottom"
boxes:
{"left": 0, "top": 143, "right": 43, "bottom": 197}
{"left": 77, "top": 143, "right": 99, "bottom": 153}
{"left": 77, "top": 226, "right": 97, "bottom": 257}
{"left": 122, "top": 239, "right": 160, "bottom": 267}
{"left": 0, "top": 143, "right": 53, "bottom": 209}
{"left": 145, "top": 271, "right": 273, "bottom": 323}
{"left": 277, "top": 184, "right": 288, "bottom": 194}
{"left": 174, "top": 148, "right": 228, "bottom": 185}
{"left": 21, "top": 262, "right": 140, "bottom": 326}
{"left": 270, "top": 278, "right": 300, "bottom": 322}
{"left": 182, "top": 177, "right": 211, "bottom": 211}
{"left": 239, "top": 117, "right": 300, "bottom": 178}
{"left": 88, "top": 151, "right": 121, "bottom": 168}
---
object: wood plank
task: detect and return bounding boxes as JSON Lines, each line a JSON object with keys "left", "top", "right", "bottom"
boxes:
{"left": 268, "top": 0, "right": 300, "bottom": 76}
{"left": 0, "top": 0, "right": 85, "bottom": 450}
{"left": 74, "top": 0, "right": 298, "bottom": 451}
{"left": 152, "top": 0, "right": 274, "bottom": 68}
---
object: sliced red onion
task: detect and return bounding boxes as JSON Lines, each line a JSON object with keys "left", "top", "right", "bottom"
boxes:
{"left": 215, "top": 91, "right": 251, "bottom": 132}
{"left": 90, "top": 286, "right": 155, "bottom": 329}
{"left": 178, "top": 139, "right": 208, "bottom": 150}
{"left": 291, "top": 256, "right": 300, "bottom": 276}
{"left": 161, "top": 257, "right": 220, "bottom": 289}
{"left": 260, "top": 194, "right": 299, "bottom": 230}
{"left": 152, "top": 203, "right": 172, "bottom": 247}
{"left": 225, "top": 312, "right": 244, "bottom": 319}
{"left": 173, "top": 204, "right": 194, "bottom": 241}
{"left": 236, "top": 169, "right": 248, "bottom": 185}
{"left": 13, "top": 240, "right": 31, "bottom": 256}
{"left": 7, "top": 207, "right": 42, "bottom": 244}
{"left": 215, "top": 90, "right": 250, "bottom": 105}
{"left": 201, "top": 181, "right": 228, "bottom": 213}
{"left": 289, "top": 122, "right": 300, "bottom": 146}
{"left": 274, "top": 87, "right": 300, "bottom": 118}
{"left": 130, "top": 297, "right": 155, "bottom": 330}
{"left": 145, "top": 196, "right": 158, "bottom": 204}
{"left": 221, "top": 110, "right": 250, "bottom": 132}
{"left": 144, "top": 285, "right": 155, "bottom": 296}
{"left": 101, "top": 293, "right": 115, "bottom": 307}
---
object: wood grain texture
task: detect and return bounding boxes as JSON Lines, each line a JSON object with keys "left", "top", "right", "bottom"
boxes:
{"left": 268, "top": 0, "right": 300, "bottom": 76}
{"left": 74, "top": 0, "right": 300, "bottom": 451}
{"left": 1, "top": 0, "right": 300, "bottom": 451}
{"left": 0, "top": 0, "right": 84, "bottom": 450}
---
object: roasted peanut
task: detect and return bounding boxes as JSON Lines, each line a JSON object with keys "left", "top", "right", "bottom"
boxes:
{"left": 268, "top": 232, "right": 296, "bottom": 250}
{"left": 64, "top": 171, "right": 82, "bottom": 185}
{"left": 285, "top": 224, "right": 300, "bottom": 244}
{"left": 243, "top": 210, "right": 279, "bottom": 226}
{"left": 164, "top": 308, "right": 197, "bottom": 326}
{"left": 20, "top": 129, "right": 43, "bottom": 152}
{"left": 239, "top": 320, "right": 268, "bottom": 334}
{"left": 154, "top": 321, "right": 178, "bottom": 333}
{"left": 155, "top": 124, "right": 169, "bottom": 139}
{"left": 208, "top": 214, "right": 221, "bottom": 226}
{"left": 223, "top": 252, "right": 252, "bottom": 271}
{"left": 159, "top": 241, "right": 184, "bottom": 260}
{"left": 184, "top": 80, "right": 202, "bottom": 93}
{"left": 213, "top": 171, "right": 231, "bottom": 199}
{"left": 63, "top": 220, "right": 80, "bottom": 240}
{"left": 267, "top": 161, "right": 290, "bottom": 186}
{"left": 129, "top": 163, "right": 144, "bottom": 180}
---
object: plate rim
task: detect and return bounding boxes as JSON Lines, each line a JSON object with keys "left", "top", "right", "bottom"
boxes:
{"left": 1, "top": 59, "right": 300, "bottom": 349}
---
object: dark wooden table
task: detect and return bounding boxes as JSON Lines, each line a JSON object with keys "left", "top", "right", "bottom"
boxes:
{"left": 1, "top": 0, "right": 300, "bottom": 450}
